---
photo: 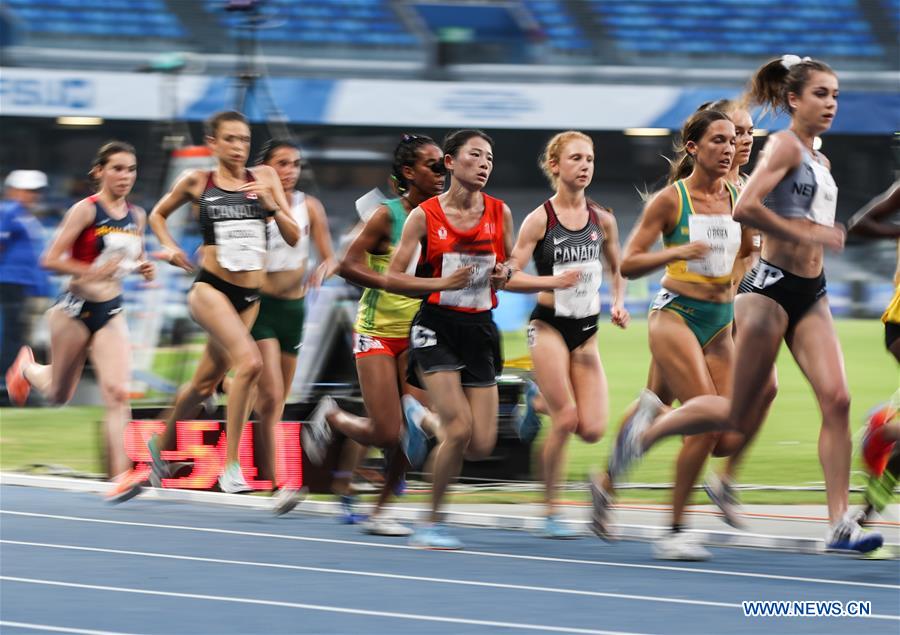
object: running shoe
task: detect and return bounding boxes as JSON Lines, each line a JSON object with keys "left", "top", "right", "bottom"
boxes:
{"left": 653, "top": 531, "right": 711, "bottom": 561}
{"left": 146, "top": 433, "right": 170, "bottom": 488}
{"left": 409, "top": 523, "right": 463, "bottom": 550}
{"left": 861, "top": 403, "right": 897, "bottom": 477}
{"left": 271, "top": 486, "right": 308, "bottom": 516}
{"left": 589, "top": 472, "right": 615, "bottom": 541}
{"left": 515, "top": 380, "right": 542, "bottom": 443}
{"left": 339, "top": 494, "right": 367, "bottom": 524}
{"left": 541, "top": 515, "right": 580, "bottom": 539}
{"left": 609, "top": 389, "right": 663, "bottom": 479}
{"left": 703, "top": 472, "right": 745, "bottom": 529}
{"left": 301, "top": 395, "right": 336, "bottom": 465}
{"left": 362, "top": 514, "right": 413, "bottom": 537}
{"left": 105, "top": 471, "right": 143, "bottom": 504}
{"left": 218, "top": 461, "right": 252, "bottom": 494}
{"left": 825, "top": 512, "right": 884, "bottom": 554}
{"left": 5, "top": 345, "right": 33, "bottom": 407}
{"left": 400, "top": 394, "right": 428, "bottom": 470}
{"left": 865, "top": 460, "right": 898, "bottom": 514}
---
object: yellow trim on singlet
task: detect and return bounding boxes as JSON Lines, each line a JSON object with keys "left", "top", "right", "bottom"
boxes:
{"left": 354, "top": 247, "right": 421, "bottom": 339}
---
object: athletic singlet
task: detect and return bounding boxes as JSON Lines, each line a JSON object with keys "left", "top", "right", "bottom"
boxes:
{"left": 765, "top": 134, "right": 838, "bottom": 227}
{"left": 420, "top": 193, "right": 506, "bottom": 313}
{"left": 533, "top": 199, "right": 605, "bottom": 318}
{"left": 355, "top": 199, "right": 422, "bottom": 338}
{"left": 198, "top": 170, "right": 267, "bottom": 272}
{"left": 71, "top": 194, "right": 142, "bottom": 279}
{"left": 266, "top": 191, "right": 310, "bottom": 272}
{"left": 663, "top": 179, "right": 740, "bottom": 285}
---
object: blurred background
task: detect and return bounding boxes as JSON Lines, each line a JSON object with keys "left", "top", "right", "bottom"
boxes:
{"left": 0, "top": 0, "right": 897, "bottom": 487}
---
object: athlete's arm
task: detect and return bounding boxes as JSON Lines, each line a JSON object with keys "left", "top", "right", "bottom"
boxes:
{"left": 733, "top": 132, "right": 844, "bottom": 250}
{"left": 132, "top": 206, "right": 156, "bottom": 281}
{"left": 503, "top": 207, "right": 579, "bottom": 292}
{"left": 41, "top": 200, "right": 118, "bottom": 280}
{"left": 306, "top": 194, "right": 338, "bottom": 288}
{"left": 148, "top": 168, "right": 199, "bottom": 272}
{"left": 621, "top": 187, "right": 709, "bottom": 279}
{"left": 340, "top": 204, "right": 392, "bottom": 290}
{"left": 245, "top": 165, "right": 300, "bottom": 246}
{"left": 847, "top": 181, "right": 900, "bottom": 238}
{"left": 598, "top": 210, "right": 629, "bottom": 328}
{"left": 385, "top": 207, "right": 470, "bottom": 295}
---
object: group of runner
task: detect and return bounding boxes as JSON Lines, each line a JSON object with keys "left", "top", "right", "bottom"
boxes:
{"left": 5, "top": 55, "right": 897, "bottom": 556}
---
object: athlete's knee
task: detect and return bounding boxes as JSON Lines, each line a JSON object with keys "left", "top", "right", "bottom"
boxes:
{"left": 763, "top": 375, "right": 778, "bottom": 406}
{"left": 465, "top": 436, "right": 495, "bottom": 460}
{"left": 370, "top": 419, "right": 402, "bottom": 448}
{"left": 578, "top": 424, "right": 605, "bottom": 445}
{"left": 551, "top": 405, "right": 580, "bottom": 437}
{"left": 100, "top": 381, "right": 130, "bottom": 407}
{"left": 819, "top": 385, "right": 851, "bottom": 421}
{"left": 442, "top": 415, "right": 473, "bottom": 447}
{"left": 234, "top": 351, "right": 264, "bottom": 381}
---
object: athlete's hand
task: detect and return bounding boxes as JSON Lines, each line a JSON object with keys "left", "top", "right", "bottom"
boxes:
{"left": 610, "top": 304, "right": 630, "bottom": 329}
{"left": 676, "top": 241, "right": 711, "bottom": 261}
{"left": 237, "top": 181, "right": 278, "bottom": 212}
{"left": 553, "top": 269, "right": 581, "bottom": 289}
{"left": 490, "top": 262, "right": 512, "bottom": 290}
{"left": 308, "top": 261, "right": 329, "bottom": 290}
{"left": 153, "top": 246, "right": 195, "bottom": 273}
{"left": 810, "top": 223, "right": 846, "bottom": 252}
{"left": 137, "top": 260, "right": 156, "bottom": 281}
{"left": 444, "top": 265, "right": 474, "bottom": 290}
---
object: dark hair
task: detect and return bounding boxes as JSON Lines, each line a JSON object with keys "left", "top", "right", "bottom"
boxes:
{"left": 697, "top": 98, "right": 737, "bottom": 115}
{"left": 390, "top": 133, "right": 439, "bottom": 195}
{"left": 89, "top": 140, "right": 136, "bottom": 189}
{"left": 256, "top": 138, "right": 298, "bottom": 166}
{"left": 747, "top": 56, "right": 834, "bottom": 115}
{"left": 442, "top": 129, "right": 494, "bottom": 159}
{"left": 668, "top": 109, "right": 733, "bottom": 184}
{"left": 204, "top": 110, "right": 249, "bottom": 138}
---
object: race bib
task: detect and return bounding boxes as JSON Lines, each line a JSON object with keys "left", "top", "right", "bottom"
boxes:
{"left": 438, "top": 252, "right": 495, "bottom": 310}
{"left": 214, "top": 219, "right": 266, "bottom": 272}
{"left": 650, "top": 288, "right": 678, "bottom": 312}
{"left": 686, "top": 214, "right": 742, "bottom": 278}
{"left": 95, "top": 232, "right": 142, "bottom": 279}
{"left": 59, "top": 292, "right": 85, "bottom": 318}
{"left": 553, "top": 260, "right": 602, "bottom": 318}
{"left": 808, "top": 161, "right": 837, "bottom": 227}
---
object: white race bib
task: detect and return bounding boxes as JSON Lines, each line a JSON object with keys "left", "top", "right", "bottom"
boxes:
{"left": 214, "top": 219, "right": 266, "bottom": 272}
{"left": 438, "top": 252, "right": 495, "bottom": 310}
{"left": 94, "top": 232, "right": 143, "bottom": 279}
{"left": 808, "top": 161, "right": 837, "bottom": 227}
{"left": 686, "top": 214, "right": 742, "bottom": 278}
{"left": 553, "top": 260, "right": 602, "bottom": 318}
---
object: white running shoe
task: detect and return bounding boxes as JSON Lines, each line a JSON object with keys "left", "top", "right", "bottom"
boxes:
{"left": 825, "top": 512, "right": 883, "bottom": 553}
{"left": 218, "top": 462, "right": 252, "bottom": 494}
{"left": 653, "top": 531, "right": 711, "bottom": 561}
{"left": 610, "top": 389, "right": 663, "bottom": 479}
{"left": 302, "top": 395, "right": 336, "bottom": 465}
{"left": 362, "top": 514, "right": 413, "bottom": 537}
{"left": 271, "top": 487, "right": 308, "bottom": 516}
{"left": 703, "top": 473, "right": 745, "bottom": 529}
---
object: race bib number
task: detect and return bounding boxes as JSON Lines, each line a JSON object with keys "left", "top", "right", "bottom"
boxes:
{"left": 214, "top": 220, "right": 266, "bottom": 272}
{"left": 553, "top": 260, "right": 602, "bottom": 318}
{"left": 59, "top": 292, "right": 85, "bottom": 318}
{"left": 686, "top": 214, "right": 742, "bottom": 278}
{"left": 438, "top": 252, "right": 495, "bottom": 310}
{"left": 808, "top": 161, "right": 837, "bottom": 227}
{"left": 649, "top": 288, "right": 678, "bottom": 312}
{"left": 95, "top": 232, "right": 143, "bottom": 279}
{"left": 751, "top": 262, "right": 784, "bottom": 290}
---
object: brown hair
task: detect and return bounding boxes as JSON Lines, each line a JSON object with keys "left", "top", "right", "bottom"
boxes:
{"left": 89, "top": 140, "right": 136, "bottom": 189}
{"left": 539, "top": 131, "right": 593, "bottom": 189}
{"left": 746, "top": 56, "right": 834, "bottom": 115}
{"left": 668, "top": 109, "right": 732, "bottom": 184}
{"left": 204, "top": 110, "right": 249, "bottom": 138}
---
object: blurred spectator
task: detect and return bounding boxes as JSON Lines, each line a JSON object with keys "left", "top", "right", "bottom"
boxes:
{"left": 1, "top": 170, "right": 51, "bottom": 379}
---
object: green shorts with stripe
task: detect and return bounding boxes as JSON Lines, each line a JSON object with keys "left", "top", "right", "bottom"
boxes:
{"left": 250, "top": 294, "right": 305, "bottom": 354}
{"left": 650, "top": 288, "right": 733, "bottom": 348}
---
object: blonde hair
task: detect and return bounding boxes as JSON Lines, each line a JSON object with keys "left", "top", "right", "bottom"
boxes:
{"left": 539, "top": 131, "right": 593, "bottom": 189}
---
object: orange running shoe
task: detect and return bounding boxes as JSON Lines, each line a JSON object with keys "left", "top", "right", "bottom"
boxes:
{"left": 861, "top": 404, "right": 898, "bottom": 477}
{"left": 106, "top": 471, "right": 143, "bottom": 504}
{"left": 5, "top": 346, "right": 33, "bottom": 407}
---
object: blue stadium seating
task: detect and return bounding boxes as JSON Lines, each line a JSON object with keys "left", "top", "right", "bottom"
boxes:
{"left": 5, "top": 0, "right": 186, "bottom": 40}
{"left": 523, "top": 0, "right": 591, "bottom": 52}
{"left": 588, "top": 0, "right": 884, "bottom": 59}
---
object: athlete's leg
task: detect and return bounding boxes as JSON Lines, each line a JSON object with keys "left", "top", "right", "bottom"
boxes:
{"left": 464, "top": 385, "right": 499, "bottom": 461}
{"left": 24, "top": 305, "right": 91, "bottom": 405}
{"left": 88, "top": 314, "right": 133, "bottom": 477}
{"left": 329, "top": 354, "right": 404, "bottom": 447}
{"left": 188, "top": 283, "right": 262, "bottom": 467}
{"left": 254, "top": 338, "right": 285, "bottom": 486}
{"left": 785, "top": 299, "right": 851, "bottom": 524}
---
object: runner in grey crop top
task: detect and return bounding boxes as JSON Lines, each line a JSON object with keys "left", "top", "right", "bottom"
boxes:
{"left": 764, "top": 135, "right": 838, "bottom": 227}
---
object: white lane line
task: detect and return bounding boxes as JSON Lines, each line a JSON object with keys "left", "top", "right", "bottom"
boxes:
{"left": 0, "top": 576, "right": 650, "bottom": 635}
{"left": 0, "top": 539, "right": 739, "bottom": 610}
{"left": 0, "top": 621, "right": 141, "bottom": 635}
{"left": 3, "top": 510, "right": 897, "bottom": 591}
